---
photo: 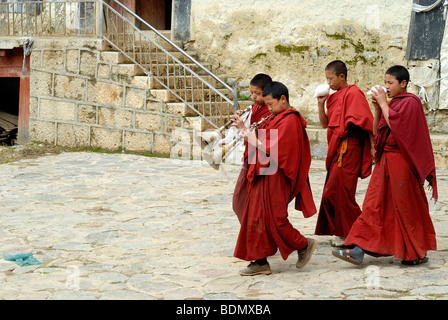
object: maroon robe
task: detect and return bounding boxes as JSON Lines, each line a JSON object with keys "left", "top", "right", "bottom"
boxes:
{"left": 345, "top": 93, "right": 437, "bottom": 261}
{"left": 315, "top": 85, "right": 373, "bottom": 238}
{"left": 234, "top": 109, "right": 316, "bottom": 261}
{"left": 232, "top": 104, "right": 272, "bottom": 222}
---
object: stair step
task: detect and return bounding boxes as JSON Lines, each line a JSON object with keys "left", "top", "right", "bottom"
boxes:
{"left": 102, "top": 50, "right": 198, "bottom": 64}
{"left": 151, "top": 88, "right": 234, "bottom": 103}
{"left": 133, "top": 75, "right": 228, "bottom": 90}
{"left": 147, "top": 63, "right": 214, "bottom": 77}
{"left": 114, "top": 64, "right": 145, "bottom": 76}
{"left": 165, "top": 101, "right": 240, "bottom": 118}
{"left": 105, "top": 37, "right": 183, "bottom": 52}
{"left": 431, "top": 134, "right": 448, "bottom": 152}
{"left": 141, "top": 29, "right": 172, "bottom": 39}
{"left": 115, "top": 63, "right": 214, "bottom": 77}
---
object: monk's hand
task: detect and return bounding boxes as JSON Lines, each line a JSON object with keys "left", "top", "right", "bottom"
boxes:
{"left": 371, "top": 96, "right": 380, "bottom": 111}
{"left": 230, "top": 114, "right": 245, "bottom": 131}
{"left": 372, "top": 85, "right": 387, "bottom": 105}
{"left": 240, "top": 127, "right": 256, "bottom": 143}
{"left": 317, "top": 95, "right": 328, "bottom": 106}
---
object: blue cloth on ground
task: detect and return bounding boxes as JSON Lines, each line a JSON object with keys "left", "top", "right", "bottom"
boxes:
{"left": 3, "top": 253, "right": 42, "bottom": 266}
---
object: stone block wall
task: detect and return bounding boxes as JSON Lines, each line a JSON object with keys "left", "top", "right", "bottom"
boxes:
{"left": 28, "top": 37, "right": 196, "bottom": 156}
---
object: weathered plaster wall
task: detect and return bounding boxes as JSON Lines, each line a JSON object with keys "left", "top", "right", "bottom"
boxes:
{"left": 189, "top": 0, "right": 413, "bottom": 124}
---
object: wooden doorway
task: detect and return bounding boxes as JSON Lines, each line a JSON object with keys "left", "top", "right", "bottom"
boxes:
{"left": 0, "top": 48, "right": 30, "bottom": 145}
{"left": 137, "top": 0, "right": 172, "bottom": 30}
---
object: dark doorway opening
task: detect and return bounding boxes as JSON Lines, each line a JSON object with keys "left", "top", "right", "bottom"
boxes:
{"left": 0, "top": 77, "right": 20, "bottom": 145}
{"left": 138, "top": 0, "right": 172, "bottom": 30}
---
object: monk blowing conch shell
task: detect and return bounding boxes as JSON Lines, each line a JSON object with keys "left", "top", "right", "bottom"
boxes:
{"left": 313, "top": 84, "right": 330, "bottom": 98}
{"left": 367, "top": 86, "right": 387, "bottom": 96}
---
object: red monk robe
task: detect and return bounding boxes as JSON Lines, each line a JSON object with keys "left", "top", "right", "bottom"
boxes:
{"left": 315, "top": 85, "right": 373, "bottom": 238}
{"left": 344, "top": 93, "right": 437, "bottom": 261}
{"left": 234, "top": 109, "right": 317, "bottom": 261}
{"left": 232, "top": 103, "right": 272, "bottom": 222}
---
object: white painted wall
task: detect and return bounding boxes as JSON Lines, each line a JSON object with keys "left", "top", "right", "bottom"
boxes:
{"left": 189, "top": 0, "right": 413, "bottom": 123}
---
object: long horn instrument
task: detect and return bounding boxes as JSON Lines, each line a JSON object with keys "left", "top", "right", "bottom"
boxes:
{"left": 221, "top": 113, "right": 273, "bottom": 160}
{"left": 219, "top": 106, "right": 252, "bottom": 134}
{"left": 200, "top": 106, "right": 252, "bottom": 149}
{"left": 202, "top": 113, "right": 273, "bottom": 170}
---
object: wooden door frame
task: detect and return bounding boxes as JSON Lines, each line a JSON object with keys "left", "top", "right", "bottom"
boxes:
{"left": 0, "top": 48, "right": 30, "bottom": 144}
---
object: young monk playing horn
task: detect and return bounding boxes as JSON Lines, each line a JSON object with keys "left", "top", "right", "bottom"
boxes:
{"left": 232, "top": 73, "right": 273, "bottom": 223}
{"left": 231, "top": 81, "right": 317, "bottom": 276}
{"left": 333, "top": 65, "right": 438, "bottom": 266}
{"left": 314, "top": 60, "right": 374, "bottom": 247}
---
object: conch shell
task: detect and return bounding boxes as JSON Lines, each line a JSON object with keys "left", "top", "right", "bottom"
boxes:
{"left": 313, "top": 84, "right": 330, "bottom": 98}
{"left": 367, "top": 86, "right": 387, "bottom": 96}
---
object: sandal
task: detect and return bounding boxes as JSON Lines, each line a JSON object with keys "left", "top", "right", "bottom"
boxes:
{"left": 401, "top": 256, "right": 428, "bottom": 266}
{"left": 332, "top": 247, "right": 364, "bottom": 266}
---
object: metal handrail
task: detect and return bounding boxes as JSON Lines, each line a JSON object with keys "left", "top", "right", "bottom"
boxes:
{"left": 102, "top": 0, "right": 239, "bottom": 129}
{"left": 110, "top": 1, "right": 235, "bottom": 100}
{"left": 0, "top": 1, "right": 98, "bottom": 36}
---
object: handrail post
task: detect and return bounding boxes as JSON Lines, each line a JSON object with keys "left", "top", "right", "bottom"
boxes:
{"left": 232, "top": 86, "right": 239, "bottom": 113}
{"left": 99, "top": 0, "right": 103, "bottom": 37}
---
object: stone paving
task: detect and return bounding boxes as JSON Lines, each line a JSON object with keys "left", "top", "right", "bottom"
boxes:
{"left": 0, "top": 151, "right": 447, "bottom": 300}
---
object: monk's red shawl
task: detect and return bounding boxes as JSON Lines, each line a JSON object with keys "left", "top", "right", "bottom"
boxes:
{"left": 314, "top": 85, "right": 374, "bottom": 238}
{"left": 234, "top": 108, "right": 316, "bottom": 261}
{"left": 247, "top": 108, "right": 316, "bottom": 218}
{"left": 345, "top": 93, "right": 438, "bottom": 261}
{"left": 326, "top": 85, "right": 373, "bottom": 178}
{"left": 374, "top": 93, "right": 437, "bottom": 201}
{"left": 345, "top": 134, "right": 437, "bottom": 261}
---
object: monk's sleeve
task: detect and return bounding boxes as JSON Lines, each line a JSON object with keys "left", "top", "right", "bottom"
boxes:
{"left": 343, "top": 89, "right": 373, "bottom": 133}
{"left": 343, "top": 88, "right": 374, "bottom": 178}
{"left": 256, "top": 115, "right": 300, "bottom": 179}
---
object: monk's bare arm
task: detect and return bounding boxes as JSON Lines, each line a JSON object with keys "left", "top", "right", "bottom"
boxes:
{"left": 317, "top": 96, "right": 328, "bottom": 128}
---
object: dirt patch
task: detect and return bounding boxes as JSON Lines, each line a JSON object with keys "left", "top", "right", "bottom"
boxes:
{"left": 0, "top": 143, "right": 70, "bottom": 164}
{"left": 0, "top": 143, "right": 163, "bottom": 164}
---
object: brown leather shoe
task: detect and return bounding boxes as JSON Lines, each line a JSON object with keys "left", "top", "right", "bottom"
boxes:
{"left": 296, "top": 238, "right": 317, "bottom": 269}
{"left": 239, "top": 261, "right": 272, "bottom": 276}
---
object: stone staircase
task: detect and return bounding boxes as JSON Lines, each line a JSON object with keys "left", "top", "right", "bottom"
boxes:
{"left": 102, "top": 31, "right": 245, "bottom": 131}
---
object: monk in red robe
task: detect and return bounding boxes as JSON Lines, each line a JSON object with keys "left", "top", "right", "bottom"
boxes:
{"left": 232, "top": 74, "right": 272, "bottom": 223}
{"left": 333, "top": 65, "right": 437, "bottom": 266}
{"left": 314, "top": 60, "right": 374, "bottom": 245}
{"left": 231, "top": 81, "right": 317, "bottom": 276}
